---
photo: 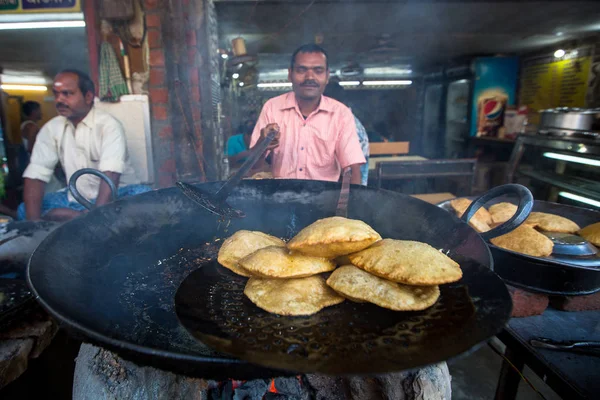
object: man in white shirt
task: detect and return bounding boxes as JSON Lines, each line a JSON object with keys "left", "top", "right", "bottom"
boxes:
{"left": 18, "top": 69, "right": 150, "bottom": 221}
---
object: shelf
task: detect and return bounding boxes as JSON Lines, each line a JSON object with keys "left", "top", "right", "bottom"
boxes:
{"left": 517, "top": 167, "right": 600, "bottom": 201}
{"left": 471, "top": 136, "right": 516, "bottom": 144}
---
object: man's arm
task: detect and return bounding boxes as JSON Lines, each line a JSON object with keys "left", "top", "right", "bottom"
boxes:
{"left": 335, "top": 109, "right": 367, "bottom": 181}
{"left": 23, "top": 178, "right": 46, "bottom": 220}
{"left": 97, "top": 118, "right": 128, "bottom": 206}
{"left": 349, "top": 164, "right": 362, "bottom": 185}
{"left": 22, "top": 123, "right": 59, "bottom": 220}
{"left": 96, "top": 171, "right": 121, "bottom": 206}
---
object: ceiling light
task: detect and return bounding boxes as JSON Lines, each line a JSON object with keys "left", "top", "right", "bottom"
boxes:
{"left": 362, "top": 80, "right": 412, "bottom": 86}
{"left": 363, "top": 67, "right": 412, "bottom": 76}
{"left": 554, "top": 49, "right": 566, "bottom": 58}
{"left": 543, "top": 152, "right": 600, "bottom": 166}
{"left": 0, "top": 20, "right": 85, "bottom": 30}
{"left": 1, "top": 84, "right": 47, "bottom": 92}
{"left": 339, "top": 81, "right": 360, "bottom": 87}
{"left": 238, "top": 82, "right": 244, "bottom": 87}
{"left": 556, "top": 32, "right": 564, "bottom": 37}
{"left": 221, "top": 53, "right": 229, "bottom": 59}
{"left": 558, "top": 192, "right": 600, "bottom": 208}
{"left": 0, "top": 74, "right": 50, "bottom": 85}
{"left": 257, "top": 82, "right": 293, "bottom": 89}
{"left": 232, "top": 73, "right": 240, "bottom": 79}
{"left": 0, "top": 13, "right": 84, "bottom": 23}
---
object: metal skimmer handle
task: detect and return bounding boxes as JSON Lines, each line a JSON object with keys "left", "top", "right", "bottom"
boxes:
{"left": 215, "top": 129, "right": 277, "bottom": 200}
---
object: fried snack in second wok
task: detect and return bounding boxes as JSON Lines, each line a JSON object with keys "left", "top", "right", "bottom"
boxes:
{"left": 217, "top": 230, "right": 285, "bottom": 277}
{"left": 489, "top": 202, "right": 518, "bottom": 225}
{"left": 327, "top": 265, "right": 440, "bottom": 311}
{"left": 287, "top": 216, "right": 382, "bottom": 258}
{"left": 490, "top": 225, "right": 553, "bottom": 257}
{"left": 450, "top": 198, "right": 492, "bottom": 233}
{"left": 244, "top": 275, "right": 344, "bottom": 316}
{"left": 348, "top": 239, "right": 462, "bottom": 285}
{"left": 578, "top": 222, "right": 600, "bottom": 247}
{"left": 525, "top": 212, "right": 580, "bottom": 234}
{"left": 239, "top": 246, "right": 336, "bottom": 278}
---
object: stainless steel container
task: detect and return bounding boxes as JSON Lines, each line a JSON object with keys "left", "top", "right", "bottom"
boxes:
{"left": 539, "top": 108, "right": 600, "bottom": 132}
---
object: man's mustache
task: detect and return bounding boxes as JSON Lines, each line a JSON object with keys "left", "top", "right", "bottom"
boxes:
{"left": 301, "top": 80, "right": 319, "bottom": 87}
{"left": 56, "top": 103, "right": 69, "bottom": 109}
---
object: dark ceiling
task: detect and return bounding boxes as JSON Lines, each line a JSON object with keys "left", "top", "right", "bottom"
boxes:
{"left": 0, "top": 27, "right": 89, "bottom": 76}
{"left": 215, "top": 0, "right": 600, "bottom": 75}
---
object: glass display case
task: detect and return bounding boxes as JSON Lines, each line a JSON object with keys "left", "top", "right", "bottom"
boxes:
{"left": 507, "top": 135, "right": 600, "bottom": 209}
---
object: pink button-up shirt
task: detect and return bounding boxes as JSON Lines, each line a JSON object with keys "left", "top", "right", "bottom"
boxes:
{"left": 250, "top": 92, "right": 366, "bottom": 182}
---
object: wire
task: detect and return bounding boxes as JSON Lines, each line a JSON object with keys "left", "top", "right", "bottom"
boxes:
{"left": 237, "top": 0, "right": 259, "bottom": 38}
{"left": 488, "top": 342, "right": 549, "bottom": 400}
{"left": 270, "top": 0, "right": 317, "bottom": 39}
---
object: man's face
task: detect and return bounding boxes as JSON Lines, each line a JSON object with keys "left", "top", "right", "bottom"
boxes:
{"left": 31, "top": 108, "right": 42, "bottom": 122}
{"left": 52, "top": 73, "right": 93, "bottom": 121}
{"left": 289, "top": 52, "right": 329, "bottom": 101}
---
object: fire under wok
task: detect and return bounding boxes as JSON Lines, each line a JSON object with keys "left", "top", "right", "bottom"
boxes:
{"left": 27, "top": 180, "right": 529, "bottom": 379}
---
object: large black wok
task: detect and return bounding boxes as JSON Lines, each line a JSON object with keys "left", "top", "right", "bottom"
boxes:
{"left": 27, "top": 180, "right": 529, "bottom": 379}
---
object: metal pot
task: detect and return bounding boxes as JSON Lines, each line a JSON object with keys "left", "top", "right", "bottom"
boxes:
{"left": 539, "top": 108, "right": 600, "bottom": 132}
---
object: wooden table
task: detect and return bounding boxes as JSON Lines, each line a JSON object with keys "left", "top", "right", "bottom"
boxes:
{"left": 495, "top": 309, "right": 600, "bottom": 400}
{"left": 411, "top": 192, "right": 456, "bottom": 204}
{"left": 368, "top": 155, "right": 428, "bottom": 171}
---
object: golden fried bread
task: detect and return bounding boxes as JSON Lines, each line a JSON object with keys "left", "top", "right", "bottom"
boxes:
{"left": 287, "top": 216, "right": 381, "bottom": 258}
{"left": 450, "top": 198, "right": 492, "bottom": 233}
{"left": 348, "top": 239, "right": 462, "bottom": 285}
{"left": 525, "top": 212, "right": 580, "bottom": 234}
{"left": 239, "top": 246, "right": 336, "bottom": 278}
{"left": 326, "top": 265, "right": 440, "bottom": 311}
{"left": 244, "top": 276, "right": 344, "bottom": 316}
{"left": 578, "top": 222, "right": 600, "bottom": 246}
{"left": 490, "top": 225, "right": 553, "bottom": 257}
{"left": 489, "top": 202, "right": 518, "bottom": 225}
{"left": 217, "top": 230, "right": 285, "bottom": 277}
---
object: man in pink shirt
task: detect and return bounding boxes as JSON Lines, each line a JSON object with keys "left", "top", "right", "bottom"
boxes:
{"left": 250, "top": 44, "right": 366, "bottom": 185}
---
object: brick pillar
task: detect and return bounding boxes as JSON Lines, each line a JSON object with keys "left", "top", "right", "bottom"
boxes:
{"left": 144, "top": 0, "right": 207, "bottom": 187}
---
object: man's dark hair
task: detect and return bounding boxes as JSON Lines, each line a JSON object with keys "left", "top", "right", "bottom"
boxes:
{"left": 22, "top": 101, "right": 41, "bottom": 117}
{"left": 324, "top": 81, "right": 345, "bottom": 103}
{"left": 290, "top": 44, "right": 329, "bottom": 70}
{"left": 57, "top": 69, "right": 95, "bottom": 96}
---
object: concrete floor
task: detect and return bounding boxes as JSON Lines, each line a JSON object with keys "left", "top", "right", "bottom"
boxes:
{"left": 449, "top": 338, "right": 562, "bottom": 400}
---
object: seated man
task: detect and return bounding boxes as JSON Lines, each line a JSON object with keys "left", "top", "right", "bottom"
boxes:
{"left": 225, "top": 119, "right": 255, "bottom": 169}
{"left": 18, "top": 69, "right": 150, "bottom": 221}
{"left": 250, "top": 44, "right": 365, "bottom": 185}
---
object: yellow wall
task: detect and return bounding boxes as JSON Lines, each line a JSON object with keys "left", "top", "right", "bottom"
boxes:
{"left": 2, "top": 86, "right": 56, "bottom": 144}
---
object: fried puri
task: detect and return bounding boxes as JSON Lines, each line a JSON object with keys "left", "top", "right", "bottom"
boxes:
{"left": 490, "top": 225, "right": 554, "bottom": 257}
{"left": 348, "top": 239, "right": 462, "bottom": 285}
{"left": 489, "top": 202, "right": 518, "bottom": 225}
{"left": 450, "top": 198, "right": 492, "bottom": 233}
{"left": 326, "top": 265, "right": 440, "bottom": 311}
{"left": 239, "top": 246, "right": 336, "bottom": 278}
{"left": 244, "top": 275, "right": 344, "bottom": 316}
{"left": 287, "top": 216, "right": 381, "bottom": 258}
{"left": 578, "top": 222, "right": 600, "bottom": 247}
{"left": 525, "top": 212, "right": 580, "bottom": 234}
{"left": 217, "top": 230, "right": 285, "bottom": 277}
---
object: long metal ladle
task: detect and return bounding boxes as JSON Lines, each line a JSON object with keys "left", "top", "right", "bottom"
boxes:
{"left": 177, "top": 130, "right": 277, "bottom": 218}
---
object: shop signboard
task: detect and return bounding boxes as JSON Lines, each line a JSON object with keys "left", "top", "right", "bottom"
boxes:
{"left": 470, "top": 56, "right": 520, "bottom": 137}
{"left": 519, "top": 48, "right": 591, "bottom": 125}
{"left": 0, "top": 0, "right": 80, "bottom": 13}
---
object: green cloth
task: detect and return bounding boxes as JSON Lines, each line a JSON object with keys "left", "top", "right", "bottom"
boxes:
{"left": 99, "top": 42, "right": 129, "bottom": 102}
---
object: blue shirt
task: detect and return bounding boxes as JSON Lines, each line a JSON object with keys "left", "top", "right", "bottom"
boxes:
{"left": 225, "top": 134, "right": 248, "bottom": 160}
{"left": 354, "top": 116, "right": 369, "bottom": 186}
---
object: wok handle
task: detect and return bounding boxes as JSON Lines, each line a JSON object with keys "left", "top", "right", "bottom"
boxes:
{"left": 215, "top": 129, "right": 277, "bottom": 200}
{"left": 462, "top": 184, "right": 533, "bottom": 240}
{"left": 68, "top": 168, "right": 118, "bottom": 211}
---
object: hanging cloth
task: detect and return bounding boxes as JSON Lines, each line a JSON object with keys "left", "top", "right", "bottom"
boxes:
{"left": 99, "top": 41, "right": 129, "bottom": 102}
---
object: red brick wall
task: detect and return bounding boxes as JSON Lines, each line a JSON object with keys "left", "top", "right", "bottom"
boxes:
{"left": 144, "top": 0, "right": 205, "bottom": 187}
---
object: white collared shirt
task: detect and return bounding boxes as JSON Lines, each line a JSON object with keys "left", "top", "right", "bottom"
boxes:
{"left": 23, "top": 105, "right": 140, "bottom": 202}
